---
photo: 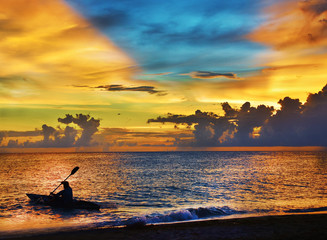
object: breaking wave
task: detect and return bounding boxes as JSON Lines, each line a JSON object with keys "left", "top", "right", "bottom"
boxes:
{"left": 120, "top": 205, "right": 327, "bottom": 228}
{"left": 123, "top": 206, "right": 244, "bottom": 227}
{"left": 285, "top": 206, "right": 327, "bottom": 213}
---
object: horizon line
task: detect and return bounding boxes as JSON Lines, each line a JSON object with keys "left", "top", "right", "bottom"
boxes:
{"left": 1, "top": 146, "right": 326, "bottom": 154}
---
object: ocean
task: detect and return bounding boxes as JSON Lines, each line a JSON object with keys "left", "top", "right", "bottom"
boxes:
{"left": 1, "top": 151, "right": 327, "bottom": 238}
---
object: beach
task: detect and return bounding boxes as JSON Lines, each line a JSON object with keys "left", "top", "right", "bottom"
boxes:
{"left": 8, "top": 213, "right": 327, "bottom": 240}
{"left": 2, "top": 152, "right": 327, "bottom": 240}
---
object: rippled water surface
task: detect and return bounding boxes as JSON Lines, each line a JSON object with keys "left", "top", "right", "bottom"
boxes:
{"left": 1, "top": 151, "right": 327, "bottom": 236}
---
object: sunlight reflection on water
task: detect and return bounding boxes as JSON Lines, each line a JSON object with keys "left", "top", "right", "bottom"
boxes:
{"left": 0, "top": 151, "right": 327, "bottom": 234}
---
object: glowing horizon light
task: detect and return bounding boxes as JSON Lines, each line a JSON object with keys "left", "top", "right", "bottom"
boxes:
{"left": 1, "top": 0, "right": 327, "bottom": 151}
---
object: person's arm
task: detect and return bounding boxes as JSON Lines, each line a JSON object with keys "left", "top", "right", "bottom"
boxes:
{"left": 56, "top": 190, "right": 64, "bottom": 197}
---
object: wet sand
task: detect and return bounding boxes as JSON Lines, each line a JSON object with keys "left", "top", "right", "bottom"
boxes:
{"left": 8, "top": 213, "right": 327, "bottom": 240}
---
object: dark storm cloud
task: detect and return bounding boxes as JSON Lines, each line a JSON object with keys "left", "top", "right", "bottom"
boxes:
{"left": 301, "top": 84, "right": 327, "bottom": 145}
{"left": 41, "top": 124, "right": 56, "bottom": 143}
{"left": 259, "top": 84, "right": 327, "bottom": 146}
{"left": 95, "top": 84, "right": 167, "bottom": 96}
{"left": 58, "top": 114, "right": 100, "bottom": 146}
{"left": 233, "top": 103, "right": 274, "bottom": 145}
{"left": 149, "top": 104, "right": 271, "bottom": 147}
{"left": 2, "top": 114, "right": 100, "bottom": 148}
{"left": 148, "top": 110, "right": 236, "bottom": 147}
{"left": 148, "top": 84, "right": 327, "bottom": 147}
{"left": 41, "top": 125, "right": 78, "bottom": 148}
{"left": 221, "top": 102, "right": 239, "bottom": 118}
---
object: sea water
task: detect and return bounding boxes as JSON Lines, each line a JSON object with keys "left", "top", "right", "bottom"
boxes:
{"left": 0, "top": 151, "right": 327, "bottom": 237}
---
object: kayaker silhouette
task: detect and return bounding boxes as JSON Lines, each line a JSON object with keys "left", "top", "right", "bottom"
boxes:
{"left": 27, "top": 167, "right": 100, "bottom": 210}
{"left": 51, "top": 181, "right": 73, "bottom": 206}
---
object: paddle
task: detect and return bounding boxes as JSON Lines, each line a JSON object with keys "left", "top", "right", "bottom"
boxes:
{"left": 50, "top": 166, "right": 79, "bottom": 195}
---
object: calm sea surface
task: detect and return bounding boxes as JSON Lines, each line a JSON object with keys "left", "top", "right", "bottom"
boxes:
{"left": 1, "top": 151, "right": 327, "bottom": 237}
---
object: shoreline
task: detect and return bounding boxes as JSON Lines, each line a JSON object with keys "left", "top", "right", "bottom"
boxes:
{"left": 6, "top": 213, "right": 327, "bottom": 240}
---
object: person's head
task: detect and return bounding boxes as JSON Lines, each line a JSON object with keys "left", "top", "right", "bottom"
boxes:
{"left": 62, "top": 181, "right": 70, "bottom": 189}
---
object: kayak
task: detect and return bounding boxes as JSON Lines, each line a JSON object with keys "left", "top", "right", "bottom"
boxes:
{"left": 26, "top": 193, "right": 100, "bottom": 210}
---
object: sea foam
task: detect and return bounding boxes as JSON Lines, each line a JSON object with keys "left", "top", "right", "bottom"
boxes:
{"left": 124, "top": 206, "right": 241, "bottom": 227}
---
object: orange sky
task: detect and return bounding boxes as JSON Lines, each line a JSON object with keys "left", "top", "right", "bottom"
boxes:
{"left": 1, "top": 0, "right": 327, "bottom": 152}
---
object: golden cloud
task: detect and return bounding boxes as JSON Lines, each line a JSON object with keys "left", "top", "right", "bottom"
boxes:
{"left": 248, "top": 0, "right": 327, "bottom": 50}
{"left": 0, "top": 0, "right": 137, "bottom": 103}
{"left": 245, "top": 0, "right": 327, "bottom": 101}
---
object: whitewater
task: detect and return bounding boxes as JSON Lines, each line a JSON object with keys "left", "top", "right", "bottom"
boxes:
{"left": 1, "top": 151, "right": 327, "bottom": 237}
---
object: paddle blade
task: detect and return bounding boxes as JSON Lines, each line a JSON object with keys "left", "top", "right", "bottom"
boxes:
{"left": 71, "top": 166, "right": 79, "bottom": 175}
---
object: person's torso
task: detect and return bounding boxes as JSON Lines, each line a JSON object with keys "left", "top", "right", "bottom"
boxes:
{"left": 62, "top": 187, "right": 73, "bottom": 203}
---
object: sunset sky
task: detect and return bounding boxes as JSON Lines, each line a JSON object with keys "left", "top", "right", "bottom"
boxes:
{"left": 1, "top": 0, "right": 327, "bottom": 152}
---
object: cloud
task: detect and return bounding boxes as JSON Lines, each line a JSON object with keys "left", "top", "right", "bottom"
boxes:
{"left": 41, "top": 124, "right": 57, "bottom": 144}
{"left": 141, "top": 21, "right": 250, "bottom": 48}
{"left": 0, "top": 132, "right": 4, "bottom": 144}
{"left": 94, "top": 84, "right": 167, "bottom": 96}
{"left": 233, "top": 102, "right": 274, "bottom": 145}
{"left": 260, "top": 83, "right": 327, "bottom": 146}
{"left": 148, "top": 84, "right": 327, "bottom": 147}
{"left": 244, "top": 0, "right": 327, "bottom": 101}
{"left": 2, "top": 85, "right": 327, "bottom": 149}
{"left": 148, "top": 110, "right": 236, "bottom": 147}
{"left": 0, "top": 130, "right": 42, "bottom": 138}
{"left": 2, "top": 113, "right": 100, "bottom": 148}
{"left": 248, "top": 0, "right": 327, "bottom": 50}
{"left": 66, "top": 0, "right": 265, "bottom": 77}
{"left": 60, "top": 126, "right": 78, "bottom": 147}
{"left": 181, "top": 71, "right": 239, "bottom": 79}
{"left": 301, "top": 0, "right": 327, "bottom": 17}
{"left": 0, "top": 0, "right": 137, "bottom": 103}
{"left": 259, "top": 97, "right": 305, "bottom": 146}
{"left": 58, "top": 114, "right": 100, "bottom": 146}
